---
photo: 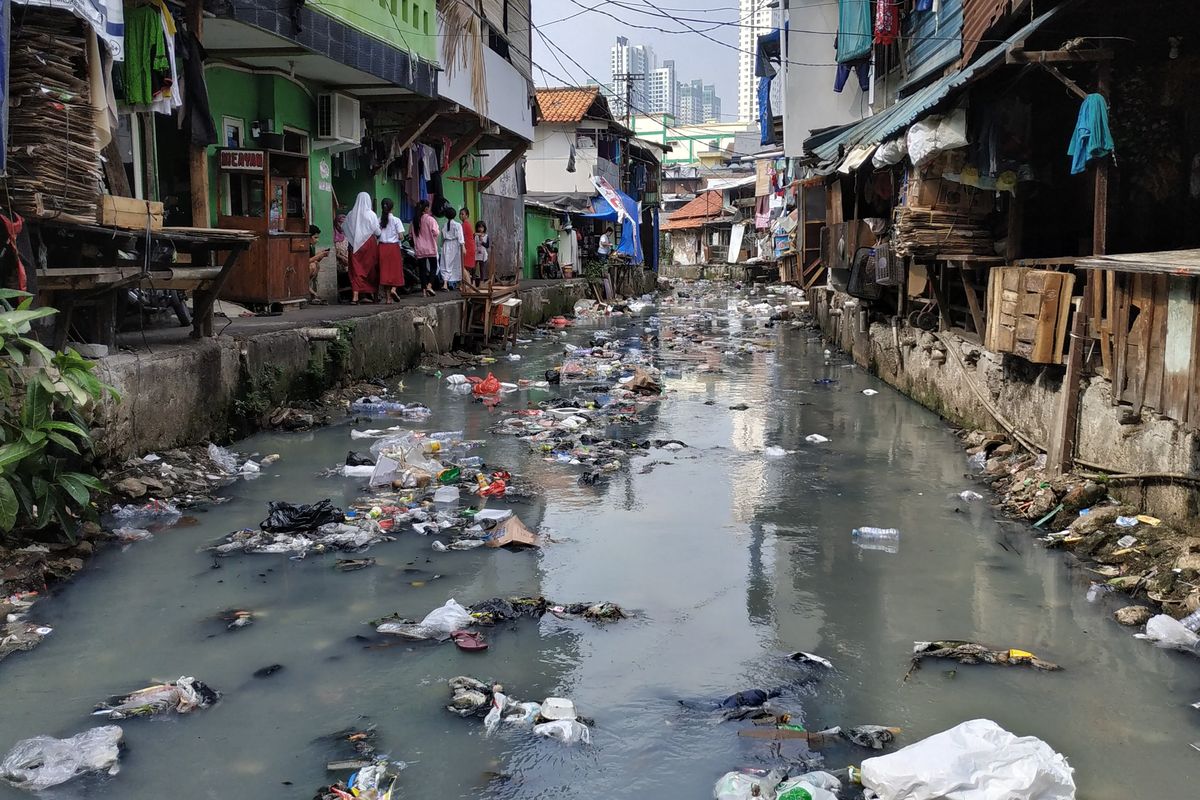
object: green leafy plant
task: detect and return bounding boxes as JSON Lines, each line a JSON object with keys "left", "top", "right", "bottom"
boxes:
{"left": 582, "top": 258, "right": 608, "bottom": 286}
{"left": 0, "top": 290, "right": 115, "bottom": 536}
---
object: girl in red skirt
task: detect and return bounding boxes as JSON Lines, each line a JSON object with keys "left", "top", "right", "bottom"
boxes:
{"left": 344, "top": 192, "right": 380, "bottom": 304}
{"left": 377, "top": 198, "right": 406, "bottom": 302}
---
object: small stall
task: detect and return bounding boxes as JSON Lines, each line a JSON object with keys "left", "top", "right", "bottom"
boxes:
{"left": 215, "top": 148, "right": 311, "bottom": 307}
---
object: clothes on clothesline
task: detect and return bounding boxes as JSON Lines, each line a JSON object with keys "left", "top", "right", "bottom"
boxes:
{"left": 836, "top": 0, "right": 872, "bottom": 63}
{"left": 875, "top": 0, "right": 899, "bottom": 45}
{"left": 834, "top": 60, "right": 871, "bottom": 93}
{"left": 122, "top": 4, "right": 170, "bottom": 107}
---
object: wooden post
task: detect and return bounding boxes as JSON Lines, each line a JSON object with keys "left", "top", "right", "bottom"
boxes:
{"left": 186, "top": 0, "right": 211, "bottom": 228}
{"left": 1050, "top": 63, "right": 1111, "bottom": 474}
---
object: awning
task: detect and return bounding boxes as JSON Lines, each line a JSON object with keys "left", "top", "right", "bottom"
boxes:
{"left": 525, "top": 192, "right": 595, "bottom": 214}
{"left": 705, "top": 175, "right": 756, "bottom": 193}
{"left": 806, "top": 3, "right": 1068, "bottom": 171}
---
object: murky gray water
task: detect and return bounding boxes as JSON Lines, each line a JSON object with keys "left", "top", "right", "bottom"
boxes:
{"left": 1, "top": 287, "right": 1197, "bottom": 799}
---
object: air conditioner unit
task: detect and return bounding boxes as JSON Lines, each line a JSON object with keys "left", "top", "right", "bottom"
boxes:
{"left": 315, "top": 93, "right": 362, "bottom": 151}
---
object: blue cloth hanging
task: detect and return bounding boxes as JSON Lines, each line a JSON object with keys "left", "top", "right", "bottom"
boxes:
{"left": 1067, "top": 93, "right": 1114, "bottom": 175}
{"left": 837, "top": 0, "right": 872, "bottom": 63}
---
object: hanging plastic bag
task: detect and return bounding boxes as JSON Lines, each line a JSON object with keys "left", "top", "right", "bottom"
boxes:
{"left": 860, "top": 719, "right": 1076, "bottom": 800}
{"left": 473, "top": 373, "right": 502, "bottom": 396}
{"left": 872, "top": 136, "right": 908, "bottom": 168}
{"left": 906, "top": 107, "right": 969, "bottom": 167}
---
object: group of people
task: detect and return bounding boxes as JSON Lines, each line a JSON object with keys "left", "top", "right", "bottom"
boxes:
{"left": 330, "top": 192, "right": 491, "bottom": 304}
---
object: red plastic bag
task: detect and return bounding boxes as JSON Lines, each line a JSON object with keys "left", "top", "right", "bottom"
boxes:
{"left": 473, "top": 373, "right": 501, "bottom": 395}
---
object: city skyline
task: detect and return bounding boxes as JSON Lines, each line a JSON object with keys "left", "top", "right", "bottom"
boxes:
{"left": 604, "top": 36, "right": 726, "bottom": 125}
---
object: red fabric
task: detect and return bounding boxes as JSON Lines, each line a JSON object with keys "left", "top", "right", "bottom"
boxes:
{"left": 0, "top": 213, "right": 28, "bottom": 291}
{"left": 875, "top": 0, "right": 899, "bottom": 45}
{"left": 473, "top": 373, "right": 501, "bottom": 395}
{"left": 462, "top": 224, "right": 476, "bottom": 269}
{"left": 349, "top": 237, "right": 379, "bottom": 293}
{"left": 378, "top": 242, "right": 404, "bottom": 287}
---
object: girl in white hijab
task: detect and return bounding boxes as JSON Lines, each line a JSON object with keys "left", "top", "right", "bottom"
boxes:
{"left": 344, "top": 192, "right": 380, "bottom": 303}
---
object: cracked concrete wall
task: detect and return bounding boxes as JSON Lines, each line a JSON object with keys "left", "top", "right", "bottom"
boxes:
{"left": 812, "top": 288, "right": 1200, "bottom": 524}
{"left": 91, "top": 278, "right": 633, "bottom": 462}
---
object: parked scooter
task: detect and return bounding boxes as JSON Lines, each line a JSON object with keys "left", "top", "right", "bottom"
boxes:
{"left": 537, "top": 238, "right": 562, "bottom": 279}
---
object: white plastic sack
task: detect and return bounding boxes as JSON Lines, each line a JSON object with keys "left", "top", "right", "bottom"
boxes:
{"left": 1135, "top": 614, "right": 1200, "bottom": 653}
{"left": 484, "top": 691, "right": 508, "bottom": 736}
{"left": 906, "top": 108, "right": 969, "bottom": 167}
{"left": 207, "top": 442, "right": 238, "bottom": 473}
{"left": 445, "top": 374, "right": 469, "bottom": 386}
{"left": 1, "top": 726, "right": 123, "bottom": 790}
{"left": 532, "top": 719, "right": 591, "bottom": 745}
{"left": 860, "top": 719, "right": 1076, "bottom": 800}
{"left": 421, "top": 599, "right": 473, "bottom": 634}
{"left": 872, "top": 136, "right": 908, "bottom": 168}
{"left": 713, "top": 769, "right": 783, "bottom": 800}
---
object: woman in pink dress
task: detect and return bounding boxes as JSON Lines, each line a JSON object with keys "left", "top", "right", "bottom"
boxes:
{"left": 412, "top": 200, "right": 441, "bottom": 297}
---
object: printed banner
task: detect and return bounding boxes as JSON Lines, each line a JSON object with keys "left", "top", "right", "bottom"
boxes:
{"left": 13, "top": 0, "right": 124, "bottom": 59}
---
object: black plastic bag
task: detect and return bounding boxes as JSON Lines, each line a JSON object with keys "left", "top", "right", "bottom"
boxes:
{"left": 345, "top": 451, "right": 375, "bottom": 466}
{"left": 260, "top": 500, "right": 343, "bottom": 533}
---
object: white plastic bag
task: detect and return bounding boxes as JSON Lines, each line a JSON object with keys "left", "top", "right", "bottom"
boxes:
{"left": 872, "top": 136, "right": 908, "bottom": 168}
{"left": 484, "top": 691, "right": 508, "bottom": 736}
{"left": 1135, "top": 614, "right": 1200, "bottom": 653}
{"left": 532, "top": 719, "right": 591, "bottom": 745}
{"left": 420, "top": 598, "right": 473, "bottom": 634}
{"left": 1, "top": 726, "right": 124, "bottom": 790}
{"left": 207, "top": 442, "right": 238, "bottom": 473}
{"left": 445, "top": 374, "right": 469, "bottom": 386}
{"left": 713, "top": 769, "right": 783, "bottom": 800}
{"left": 906, "top": 108, "right": 969, "bottom": 167}
{"left": 860, "top": 719, "right": 1076, "bottom": 800}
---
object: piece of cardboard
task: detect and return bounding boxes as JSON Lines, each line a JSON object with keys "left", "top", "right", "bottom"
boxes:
{"left": 485, "top": 514, "right": 540, "bottom": 548}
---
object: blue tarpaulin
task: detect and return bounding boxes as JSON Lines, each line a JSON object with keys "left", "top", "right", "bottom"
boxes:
{"left": 584, "top": 188, "right": 643, "bottom": 264}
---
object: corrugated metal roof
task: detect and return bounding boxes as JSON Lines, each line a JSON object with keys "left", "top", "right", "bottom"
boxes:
{"left": 536, "top": 86, "right": 604, "bottom": 124}
{"left": 807, "top": 3, "right": 1065, "bottom": 169}
{"left": 961, "top": 0, "right": 1012, "bottom": 67}
{"left": 902, "top": 0, "right": 964, "bottom": 90}
{"left": 662, "top": 191, "right": 725, "bottom": 231}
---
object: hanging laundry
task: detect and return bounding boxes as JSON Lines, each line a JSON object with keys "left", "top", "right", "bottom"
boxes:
{"left": 915, "top": 0, "right": 934, "bottom": 10}
{"left": 836, "top": 0, "right": 872, "bottom": 63}
{"left": 834, "top": 60, "right": 871, "bottom": 93}
{"left": 758, "top": 76, "right": 775, "bottom": 146}
{"left": 875, "top": 0, "right": 899, "bottom": 45}
{"left": 178, "top": 28, "right": 216, "bottom": 145}
{"left": 1067, "top": 93, "right": 1114, "bottom": 175}
{"left": 122, "top": 4, "right": 170, "bottom": 107}
{"left": 150, "top": 3, "right": 181, "bottom": 115}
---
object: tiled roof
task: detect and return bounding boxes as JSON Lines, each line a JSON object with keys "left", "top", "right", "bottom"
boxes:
{"left": 661, "top": 191, "right": 725, "bottom": 231}
{"left": 536, "top": 86, "right": 602, "bottom": 123}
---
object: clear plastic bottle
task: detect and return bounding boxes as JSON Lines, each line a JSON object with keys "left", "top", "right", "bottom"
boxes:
{"left": 851, "top": 526, "right": 900, "bottom": 541}
{"left": 1178, "top": 608, "right": 1200, "bottom": 632}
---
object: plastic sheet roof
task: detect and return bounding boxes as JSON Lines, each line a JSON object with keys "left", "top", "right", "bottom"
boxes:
{"left": 806, "top": 3, "right": 1067, "bottom": 170}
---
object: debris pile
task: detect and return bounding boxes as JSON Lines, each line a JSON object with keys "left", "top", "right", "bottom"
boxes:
{"left": 93, "top": 676, "right": 220, "bottom": 719}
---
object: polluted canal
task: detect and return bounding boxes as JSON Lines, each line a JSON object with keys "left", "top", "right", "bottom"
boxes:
{"left": 0, "top": 286, "right": 1196, "bottom": 799}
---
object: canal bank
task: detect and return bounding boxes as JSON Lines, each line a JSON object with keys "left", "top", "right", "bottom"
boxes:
{"left": 809, "top": 287, "right": 1198, "bottom": 524}
{"left": 92, "top": 278, "right": 654, "bottom": 462}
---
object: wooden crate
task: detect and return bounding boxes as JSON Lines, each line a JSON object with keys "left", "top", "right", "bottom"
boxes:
{"left": 985, "top": 267, "right": 1075, "bottom": 364}
{"left": 98, "top": 195, "right": 163, "bottom": 230}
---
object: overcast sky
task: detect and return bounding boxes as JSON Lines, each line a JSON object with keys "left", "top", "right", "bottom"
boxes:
{"left": 530, "top": 0, "right": 742, "bottom": 119}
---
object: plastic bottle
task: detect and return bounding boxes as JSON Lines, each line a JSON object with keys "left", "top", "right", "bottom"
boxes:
{"left": 1178, "top": 608, "right": 1200, "bottom": 632}
{"left": 454, "top": 456, "right": 484, "bottom": 469}
{"left": 851, "top": 526, "right": 900, "bottom": 541}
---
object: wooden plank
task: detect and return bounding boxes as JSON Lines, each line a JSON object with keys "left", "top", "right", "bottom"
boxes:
{"left": 1050, "top": 304, "right": 1087, "bottom": 474}
{"left": 1113, "top": 272, "right": 1130, "bottom": 404}
{"left": 1031, "top": 272, "right": 1064, "bottom": 363}
{"left": 1054, "top": 272, "right": 1077, "bottom": 365}
{"left": 960, "top": 266, "right": 986, "bottom": 336}
{"left": 1188, "top": 279, "right": 1200, "bottom": 429}
{"left": 1145, "top": 274, "right": 1168, "bottom": 413}
{"left": 1098, "top": 270, "right": 1114, "bottom": 378}
{"left": 1132, "top": 274, "right": 1155, "bottom": 415}
{"left": 929, "top": 265, "right": 951, "bottom": 332}
{"left": 1161, "top": 275, "right": 1195, "bottom": 423}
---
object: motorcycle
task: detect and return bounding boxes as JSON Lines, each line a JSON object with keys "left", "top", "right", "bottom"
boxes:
{"left": 537, "top": 238, "right": 562, "bottom": 279}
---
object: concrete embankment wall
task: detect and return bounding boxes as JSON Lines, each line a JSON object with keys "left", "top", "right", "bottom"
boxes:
{"left": 92, "top": 279, "right": 635, "bottom": 462}
{"left": 811, "top": 288, "right": 1199, "bottom": 524}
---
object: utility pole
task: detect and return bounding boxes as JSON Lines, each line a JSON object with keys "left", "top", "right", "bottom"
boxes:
{"left": 612, "top": 71, "right": 644, "bottom": 129}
